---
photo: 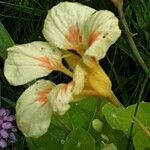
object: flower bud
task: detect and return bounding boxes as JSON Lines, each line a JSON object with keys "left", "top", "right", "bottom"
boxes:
{"left": 92, "top": 119, "right": 103, "bottom": 132}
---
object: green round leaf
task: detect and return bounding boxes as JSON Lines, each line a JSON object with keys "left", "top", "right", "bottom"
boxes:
{"left": 63, "top": 128, "right": 95, "bottom": 150}
{"left": 102, "top": 102, "right": 150, "bottom": 150}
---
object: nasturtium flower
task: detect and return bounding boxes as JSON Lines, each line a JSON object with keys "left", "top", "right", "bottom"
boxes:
{"left": 4, "top": 2, "right": 121, "bottom": 138}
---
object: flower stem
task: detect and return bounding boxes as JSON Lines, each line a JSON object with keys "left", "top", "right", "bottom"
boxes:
{"left": 82, "top": 58, "right": 123, "bottom": 107}
{"left": 109, "top": 91, "right": 123, "bottom": 107}
{"left": 133, "top": 117, "right": 150, "bottom": 139}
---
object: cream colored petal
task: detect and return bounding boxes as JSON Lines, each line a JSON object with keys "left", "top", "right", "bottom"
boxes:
{"left": 16, "top": 80, "right": 55, "bottom": 138}
{"left": 4, "top": 41, "right": 62, "bottom": 85}
{"left": 48, "top": 82, "right": 73, "bottom": 115}
{"left": 83, "top": 10, "right": 121, "bottom": 60}
{"left": 43, "top": 2, "right": 95, "bottom": 54}
{"left": 72, "top": 65, "right": 85, "bottom": 95}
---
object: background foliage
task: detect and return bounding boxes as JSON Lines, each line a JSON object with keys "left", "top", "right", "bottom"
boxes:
{"left": 0, "top": 0, "right": 150, "bottom": 149}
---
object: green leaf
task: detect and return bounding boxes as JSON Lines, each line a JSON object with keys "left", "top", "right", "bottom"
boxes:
{"left": 0, "top": 21, "right": 14, "bottom": 59}
{"left": 102, "top": 104, "right": 132, "bottom": 134}
{"left": 26, "top": 131, "right": 62, "bottom": 150}
{"left": 53, "top": 97, "right": 98, "bottom": 129}
{"left": 111, "top": 130, "right": 129, "bottom": 150}
{"left": 133, "top": 130, "right": 150, "bottom": 150}
{"left": 68, "top": 97, "right": 98, "bottom": 128}
{"left": 102, "top": 102, "right": 150, "bottom": 150}
{"left": 26, "top": 138, "right": 40, "bottom": 150}
{"left": 98, "top": 119, "right": 128, "bottom": 150}
{"left": 63, "top": 128, "right": 95, "bottom": 150}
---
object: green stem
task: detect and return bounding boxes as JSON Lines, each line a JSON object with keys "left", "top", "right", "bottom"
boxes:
{"left": 133, "top": 117, "right": 150, "bottom": 139}
{"left": 109, "top": 91, "right": 123, "bottom": 107}
{"left": 118, "top": 6, "right": 149, "bottom": 75}
{"left": 126, "top": 74, "right": 148, "bottom": 149}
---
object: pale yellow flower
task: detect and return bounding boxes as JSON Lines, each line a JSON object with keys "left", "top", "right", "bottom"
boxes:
{"left": 4, "top": 2, "right": 121, "bottom": 138}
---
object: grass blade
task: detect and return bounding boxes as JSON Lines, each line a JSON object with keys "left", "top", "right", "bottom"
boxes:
{"left": 0, "top": 21, "right": 14, "bottom": 60}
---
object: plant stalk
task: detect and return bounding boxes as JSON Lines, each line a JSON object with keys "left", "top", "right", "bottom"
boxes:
{"left": 117, "top": 4, "right": 149, "bottom": 74}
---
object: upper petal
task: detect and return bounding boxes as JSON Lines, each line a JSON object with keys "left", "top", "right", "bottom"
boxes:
{"left": 4, "top": 41, "right": 62, "bottom": 85}
{"left": 48, "top": 82, "right": 73, "bottom": 115}
{"left": 83, "top": 10, "right": 121, "bottom": 60}
{"left": 43, "top": 2, "right": 95, "bottom": 54}
{"left": 16, "top": 80, "right": 55, "bottom": 138}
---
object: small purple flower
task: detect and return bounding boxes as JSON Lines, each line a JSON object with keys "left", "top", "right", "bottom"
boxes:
{"left": 2, "top": 122, "right": 13, "bottom": 129}
{"left": 0, "top": 139, "right": 7, "bottom": 148}
{"left": 3, "top": 115, "right": 15, "bottom": 122}
{"left": 0, "top": 108, "right": 17, "bottom": 149}
{"left": 0, "top": 129, "right": 9, "bottom": 139}
{"left": 0, "top": 109, "right": 10, "bottom": 117}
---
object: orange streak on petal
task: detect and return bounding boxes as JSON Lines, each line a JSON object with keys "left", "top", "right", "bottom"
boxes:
{"left": 65, "top": 26, "right": 83, "bottom": 52}
{"left": 37, "top": 88, "right": 51, "bottom": 104}
{"left": 65, "top": 26, "right": 81, "bottom": 45}
{"left": 60, "top": 82, "right": 74, "bottom": 96}
{"left": 33, "top": 56, "right": 61, "bottom": 70}
{"left": 61, "top": 84, "right": 68, "bottom": 95}
{"left": 37, "top": 57, "right": 52, "bottom": 69}
{"left": 28, "top": 56, "right": 53, "bottom": 70}
{"left": 88, "top": 31, "right": 101, "bottom": 46}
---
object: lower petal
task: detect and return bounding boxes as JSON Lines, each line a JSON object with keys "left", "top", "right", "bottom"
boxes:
{"left": 16, "top": 80, "right": 55, "bottom": 138}
{"left": 48, "top": 83, "right": 73, "bottom": 115}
